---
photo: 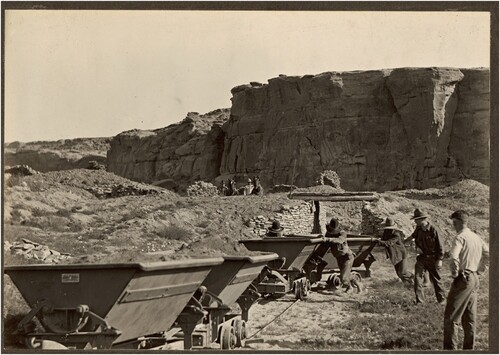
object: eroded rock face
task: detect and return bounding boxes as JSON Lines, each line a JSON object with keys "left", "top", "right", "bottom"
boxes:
{"left": 4, "top": 138, "right": 110, "bottom": 172}
{"left": 220, "top": 67, "right": 489, "bottom": 190}
{"left": 107, "top": 109, "right": 230, "bottom": 190}
{"left": 107, "top": 68, "right": 489, "bottom": 191}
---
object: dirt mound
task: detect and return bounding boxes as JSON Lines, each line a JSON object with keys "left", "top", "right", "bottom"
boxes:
{"left": 295, "top": 185, "right": 345, "bottom": 193}
{"left": 17, "top": 169, "right": 172, "bottom": 199}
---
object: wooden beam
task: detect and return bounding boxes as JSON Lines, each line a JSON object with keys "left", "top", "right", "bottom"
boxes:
{"left": 289, "top": 193, "right": 379, "bottom": 202}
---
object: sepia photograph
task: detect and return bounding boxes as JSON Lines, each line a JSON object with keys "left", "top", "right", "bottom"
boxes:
{"left": 1, "top": 2, "right": 498, "bottom": 353}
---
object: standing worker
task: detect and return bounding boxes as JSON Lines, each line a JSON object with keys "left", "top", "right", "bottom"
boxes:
{"left": 443, "top": 210, "right": 489, "bottom": 350}
{"left": 404, "top": 209, "right": 446, "bottom": 304}
{"left": 325, "top": 218, "right": 364, "bottom": 293}
{"left": 378, "top": 217, "right": 414, "bottom": 285}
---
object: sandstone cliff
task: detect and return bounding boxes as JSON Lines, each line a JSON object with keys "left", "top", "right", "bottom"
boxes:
{"left": 221, "top": 67, "right": 489, "bottom": 190}
{"left": 106, "top": 109, "right": 229, "bottom": 190}
{"left": 107, "top": 67, "right": 489, "bottom": 191}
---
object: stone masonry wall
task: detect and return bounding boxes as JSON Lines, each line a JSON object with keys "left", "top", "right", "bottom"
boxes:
{"left": 247, "top": 202, "right": 326, "bottom": 236}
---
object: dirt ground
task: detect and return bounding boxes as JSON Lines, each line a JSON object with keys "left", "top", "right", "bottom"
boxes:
{"left": 2, "top": 170, "right": 492, "bottom": 351}
{"left": 245, "top": 252, "right": 490, "bottom": 351}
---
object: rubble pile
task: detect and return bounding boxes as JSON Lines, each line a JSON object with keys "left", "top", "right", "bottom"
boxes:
{"left": 86, "top": 160, "right": 106, "bottom": 170}
{"left": 295, "top": 185, "right": 345, "bottom": 193}
{"left": 5, "top": 165, "right": 39, "bottom": 176}
{"left": 5, "top": 239, "right": 72, "bottom": 264}
{"left": 270, "top": 184, "right": 298, "bottom": 193}
{"left": 86, "top": 183, "right": 164, "bottom": 199}
{"left": 186, "top": 181, "right": 219, "bottom": 197}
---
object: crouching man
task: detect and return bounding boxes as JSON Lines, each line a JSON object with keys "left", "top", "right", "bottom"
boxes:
{"left": 378, "top": 217, "right": 414, "bottom": 285}
{"left": 325, "top": 218, "right": 364, "bottom": 293}
{"left": 443, "top": 210, "right": 489, "bottom": 350}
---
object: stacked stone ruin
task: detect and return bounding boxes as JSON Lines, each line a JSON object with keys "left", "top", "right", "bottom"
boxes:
{"left": 5, "top": 239, "right": 72, "bottom": 264}
{"left": 247, "top": 202, "right": 315, "bottom": 236}
{"left": 360, "top": 202, "right": 385, "bottom": 235}
{"left": 186, "top": 181, "right": 219, "bottom": 197}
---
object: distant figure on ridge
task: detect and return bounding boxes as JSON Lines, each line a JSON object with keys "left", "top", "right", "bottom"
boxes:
{"left": 243, "top": 178, "right": 254, "bottom": 196}
{"left": 220, "top": 180, "right": 228, "bottom": 196}
{"left": 252, "top": 176, "right": 264, "bottom": 196}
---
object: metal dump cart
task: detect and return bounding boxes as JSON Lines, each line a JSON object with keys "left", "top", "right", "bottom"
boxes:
{"left": 4, "top": 258, "right": 223, "bottom": 350}
{"left": 240, "top": 237, "right": 324, "bottom": 300}
{"left": 169, "top": 253, "right": 279, "bottom": 350}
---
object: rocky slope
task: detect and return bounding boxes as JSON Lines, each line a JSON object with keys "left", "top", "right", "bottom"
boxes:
{"left": 4, "top": 138, "right": 110, "bottom": 172}
{"left": 106, "top": 67, "right": 489, "bottom": 191}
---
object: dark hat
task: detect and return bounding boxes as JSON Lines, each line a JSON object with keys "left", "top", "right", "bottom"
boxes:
{"left": 411, "top": 209, "right": 428, "bottom": 220}
{"left": 326, "top": 218, "right": 341, "bottom": 232}
{"left": 450, "top": 210, "right": 469, "bottom": 222}
{"left": 268, "top": 220, "right": 284, "bottom": 233}
{"left": 382, "top": 217, "right": 397, "bottom": 229}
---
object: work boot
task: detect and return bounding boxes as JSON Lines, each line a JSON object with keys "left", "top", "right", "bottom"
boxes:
{"left": 344, "top": 284, "right": 353, "bottom": 293}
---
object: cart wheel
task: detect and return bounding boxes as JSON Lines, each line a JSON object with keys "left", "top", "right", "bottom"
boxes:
{"left": 350, "top": 272, "right": 364, "bottom": 294}
{"left": 294, "top": 280, "right": 308, "bottom": 301}
{"left": 304, "top": 279, "right": 311, "bottom": 296}
{"left": 327, "top": 274, "right": 341, "bottom": 289}
{"left": 24, "top": 337, "right": 40, "bottom": 349}
{"left": 351, "top": 271, "right": 362, "bottom": 283}
{"left": 233, "top": 318, "right": 247, "bottom": 348}
{"left": 334, "top": 275, "right": 342, "bottom": 289}
{"left": 220, "top": 324, "right": 236, "bottom": 350}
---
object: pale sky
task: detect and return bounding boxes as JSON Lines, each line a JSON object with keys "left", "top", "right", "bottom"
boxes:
{"left": 4, "top": 10, "right": 490, "bottom": 142}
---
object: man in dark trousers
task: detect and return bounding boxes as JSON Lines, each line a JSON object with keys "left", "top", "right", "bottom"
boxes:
{"left": 378, "top": 217, "right": 414, "bottom": 285}
{"left": 443, "top": 210, "right": 489, "bottom": 350}
{"left": 325, "top": 218, "right": 364, "bottom": 293}
{"left": 404, "top": 209, "right": 446, "bottom": 304}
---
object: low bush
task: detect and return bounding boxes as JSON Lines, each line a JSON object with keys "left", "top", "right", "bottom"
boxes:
{"left": 155, "top": 224, "right": 192, "bottom": 241}
{"left": 6, "top": 175, "right": 24, "bottom": 188}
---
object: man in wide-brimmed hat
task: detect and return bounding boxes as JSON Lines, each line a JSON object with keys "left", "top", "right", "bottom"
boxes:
{"left": 443, "top": 210, "right": 489, "bottom": 350}
{"left": 404, "top": 209, "right": 446, "bottom": 304}
{"left": 378, "top": 217, "right": 414, "bottom": 285}
{"left": 266, "top": 220, "right": 284, "bottom": 237}
{"left": 324, "top": 218, "right": 364, "bottom": 293}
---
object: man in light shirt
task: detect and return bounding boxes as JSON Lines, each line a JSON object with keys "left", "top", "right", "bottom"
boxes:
{"left": 443, "top": 210, "right": 489, "bottom": 350}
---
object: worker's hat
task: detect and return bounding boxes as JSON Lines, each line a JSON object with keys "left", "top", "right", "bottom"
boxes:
{"left": 382, "top": 217, "right": 398, "bottom": 229}
{"left": 450, "top": 210, "right": 469, "bottom": 222}
{"left": 326, "top": 218, "right": 341, "bottom": 233}
{"left": 268, "top": 220, "right": 284, "bottom": 233}
{"left": 411, "top": 209, "right": 428, "bottom": 220}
